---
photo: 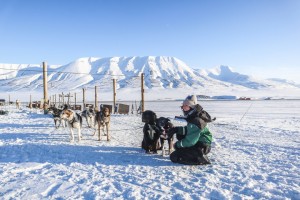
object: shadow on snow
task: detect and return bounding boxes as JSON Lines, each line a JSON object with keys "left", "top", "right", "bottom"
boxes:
{"left": 0, "top": 137, "right": 173, "bottom": 167}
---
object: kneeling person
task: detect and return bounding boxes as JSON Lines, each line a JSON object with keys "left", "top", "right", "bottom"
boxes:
{"left": 169, "top": 95, "right": 213, "bottom": 165}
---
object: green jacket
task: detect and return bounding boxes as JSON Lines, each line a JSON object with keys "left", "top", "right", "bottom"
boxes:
{"left": 175, "top": 124, "right": 212, "bottom": 148}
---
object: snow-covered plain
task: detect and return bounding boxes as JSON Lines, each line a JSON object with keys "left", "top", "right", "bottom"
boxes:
{"left": 0, "top": 100, "right": 299, "bottom": 199}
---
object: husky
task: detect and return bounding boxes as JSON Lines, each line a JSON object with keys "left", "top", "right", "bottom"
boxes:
{"left": 48, "top": 106, "right": 65, "bottom": 128}
{"left": 81, "top": 107, "right": 96, "bottom": 128}
{"left": 93, "top": 107, "right": 111, "bottom": 141}
{"left": 60, "top": 109, "right": 83, "bottom": 142}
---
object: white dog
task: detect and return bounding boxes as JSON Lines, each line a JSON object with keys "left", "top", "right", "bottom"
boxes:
{"left": 60, "top": 109, "right": 83, "bottom": 142}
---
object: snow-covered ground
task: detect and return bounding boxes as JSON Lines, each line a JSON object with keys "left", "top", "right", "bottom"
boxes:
{"left": 0, "top": 100, "right": 299, "bottom": 199}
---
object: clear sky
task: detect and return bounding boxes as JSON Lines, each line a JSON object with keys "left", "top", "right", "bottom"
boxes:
{"left": 0, "top": 0, "right": 299, "bottom": 82}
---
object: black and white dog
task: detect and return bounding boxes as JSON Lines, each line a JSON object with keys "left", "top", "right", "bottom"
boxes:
{"left": 60, "top": 109, "right": 83, "bottom": 142}
{"left": 81, "top": 107, "right": 96, "bottom": 128}
{"left": 141, "top": 110, "right": 174, "bottom": 155}
{"left": 156, "top": 117, "right": 174, "bottom": 156}
{"left": 48, "top": 106, "right": 65, "bottom": 129}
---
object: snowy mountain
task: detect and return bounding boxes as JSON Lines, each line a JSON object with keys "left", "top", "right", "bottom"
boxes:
{"left": 201, "top": 65, "right": 299, "bottom": 90}
{"left": 0, "top": 56, "right": 299, "bottom": 100}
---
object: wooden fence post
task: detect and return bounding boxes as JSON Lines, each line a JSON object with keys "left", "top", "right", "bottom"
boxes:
{"left": 74, "top": 93, "right": 77, "bottom": 107}
{"left": 113, "top": 79, "right": 116, "bottom": 113}
{"left": 43, "top": 61, "right": 48, "bottom": 113}
{"left": 141, "top": 73, "right": 144, "bottom": 113}
{"left": 95, "top": 86, "right": 98, "bottom": 111}
{"left": 83, "top": 88, "right": 86, "bottom": 108}
{"left": 29, "top": 94, "right": 32, "bottom": 109}
{"left": 67, "top": 92, "right": 70, "bottom": 105}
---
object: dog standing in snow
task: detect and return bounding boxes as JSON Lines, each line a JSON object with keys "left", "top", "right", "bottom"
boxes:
{"left": 48, "top": 106, "right": 66, "bottom": 129}
{"left": 60, "top": 109, "right": 83, "bottom": 142}
{"left": 81, "top": 107, "right": 96, "bottom": 128}
{"left": 93, "top": 107, "right": 111, "bottom": 141}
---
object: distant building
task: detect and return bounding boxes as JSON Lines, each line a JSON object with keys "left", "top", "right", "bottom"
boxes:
{"left": 238, "top": 97, "right": 251, "bottom": 100}
{"left": 197, "top": 95, "right": 211, "bottom": 99}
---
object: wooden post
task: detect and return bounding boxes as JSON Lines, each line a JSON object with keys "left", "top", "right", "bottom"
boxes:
{"left": 113, "top": 79, "right": 116, "bottom": 113}
{"left": 67, "top": 92, "right": 70, "bottom": 105}
{"left": 29, "top": 94, "right": 32, "bottom": 109}
{"left": 95, "top": 86, "right": 98, "bottom": 111}
{"left": 8, "top": 94, "right": 10, "bottom": 104}
{"left": 74, "top": 93, "right": 77, "bottom": 107}
{"left": 62, "top": 92, "right": 65, "bottom": 105}
{"left": 59, "top": 94, "right": 61, "bottom": 106}
{"left": 43, "top": 61, "right": 48, "bottom": 113}
{"left": 83, "top": 88, "right": 86, "bottom": 108}
{"left": 141, "top": 73, "right": 145, "bottom": 113}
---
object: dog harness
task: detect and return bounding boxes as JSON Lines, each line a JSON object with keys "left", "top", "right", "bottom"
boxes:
{"left": 69, "top": 113, "right": 80, "bottom": 128}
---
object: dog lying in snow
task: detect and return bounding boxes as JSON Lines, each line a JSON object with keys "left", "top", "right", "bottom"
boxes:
{"left": 81, "top": 107, "right": 96, "bottom": 128}
{"left": 93, "top": 106, "right": 111, "bottom": 141}
{"left": 60, "top": 109, "right": 83, "bottom": 142}
{"left": 141, "top": 110, "right": 174, "bottom": 155}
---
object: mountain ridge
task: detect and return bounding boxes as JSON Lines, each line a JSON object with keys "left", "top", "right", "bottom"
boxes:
{"left": 0, "top": 56, "right": 299, "bottom": 100}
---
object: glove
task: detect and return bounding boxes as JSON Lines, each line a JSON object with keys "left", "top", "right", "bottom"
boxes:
{"left": 167, "top": 127, "right": 178, "bottom": 138}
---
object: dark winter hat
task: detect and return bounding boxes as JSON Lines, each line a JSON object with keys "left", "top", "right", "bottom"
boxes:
{"left": 182, "top": 95, "right": 197, "bottom": 108}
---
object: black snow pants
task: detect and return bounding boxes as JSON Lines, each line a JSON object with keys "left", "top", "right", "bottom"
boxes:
{"left": 170, "top": 142, "right": 211, "bottom": 165}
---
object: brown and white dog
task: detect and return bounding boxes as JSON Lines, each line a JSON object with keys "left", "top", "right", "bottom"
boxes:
{"left": 93, "top": 107, "right": 111, "bottom": 141}
{"left": 60, "top": 109, "right": 83, "bottom": 142}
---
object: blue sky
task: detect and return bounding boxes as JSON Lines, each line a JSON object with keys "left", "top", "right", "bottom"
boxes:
{"left": 0, "top": 0, "right": 299, "bottom": 81}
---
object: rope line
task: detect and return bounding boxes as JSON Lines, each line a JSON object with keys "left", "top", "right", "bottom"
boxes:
{"left": 0, "top": 67, "right": 141, "bottom": 77}
{"left": 240, "top": 102, "right": 254, "bottom": 122}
